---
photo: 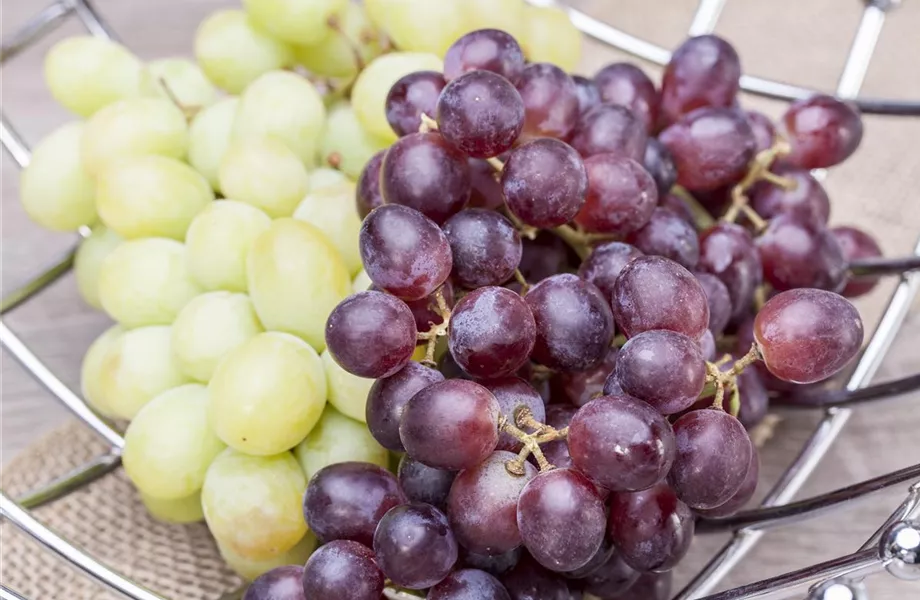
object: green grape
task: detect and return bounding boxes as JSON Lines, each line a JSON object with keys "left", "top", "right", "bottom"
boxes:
{"left": 522, "top": 5, "right": 582, "bottom": 72}
{"left": 247, "top": 219, "right": 351, "bottom": 350}
{"left": 317, "top": 102, "right": 389, "bottom": 179}
{"left": 379, "top": 0, "right": 467, "bottom": 57}
{"left": 139, "top": 58, "right": 219, "bottom": 110}
{"left": 80, "top": 324, "right": 126, "bottom": 418}
{"left": 293, "top": 181, "right": 362, "bottom": 275}
{"left": 293, "top": 1, "right": 382, "bottom": 79}
{"left": 218, "top": 532, "right": 317, "bottom": 581}
{"left": 294, "top": 405, "right": 388, "bottom": 481}
{"left": 208, "top": 332, "right": 327, "bottom": 455}
{"left": 232, "top": 70, "right": 326, "bottom": 166}
{"left": 351, "top": 51, "right": 443, "bottom": 143}
{"left": 242, "top": 0, "right": 348, "bottom": 46}
{"left": 320, "top": 349, "right": 374, "bottom": 422}
{"left": 75, "top": 226, "right": 122, "bottom": 310}
{"left": 20, "top": 122, "right": 97, "bottom": 232}
{"left": 194, "top": 10, "right": 293, "bottom": 94}
{"left": 140, "top": 490, "right": 204, "bottom": 524}
{"left": 81, "top": 97, "right": 188, "bottom": 177}
{"left": 352, "top": 269, "right": 372, "bottom": 293}
{"left": 95, "top": 325, "right": 191, "bottom": 420}
{"left": 43, "top": 36, "right": 143, "bottom": 117}
{"left": 308, "top": 167, "right": 349, "bottom": 192}
{"left": 188, "top": 97, "right": 238, "bottom": 192}
{"left": 218, "top": 137, "right": 309, "bottom": 218}
{"left": 184, "top": 200, "right": 271, "bottom": 293}
{"left": 363, "top": 0, "right": 392, "bottom": 33}
{"left": 96, "top": 155, "right": 214, "bottom": 240}
{"left": 123, "top": 384, "right": 226, "bottom": 499}
{"left": 171, "top": 292, "right": 264, "bottom": 382}
{"left": 464, "top": 0, "right": 526, "bottom": 40}
{"left": 98, "top": 238, "right": 203, "bottom": 328}
{"left": 202, "top": 448, "right": 307, "bottom": 560}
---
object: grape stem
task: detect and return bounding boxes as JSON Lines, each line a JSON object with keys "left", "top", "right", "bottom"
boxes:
{"left": 416, "top": 286, "right": 451, "bottom": 367}
{"left": 383, "top": 586, "right": 424, "bottom": 599}
{"left": 513, "top": 269, "right": 531, "bottom": 294}
{"left": 671, "top": 186, "right": 716, "bottom": 230}
{"left": 705, "top": 344, "right": 762, "bottom": 412}
{"left": 499, "top": 406, "right": 568, "bottom": 475}
{"left": 502, "top": 206, "right": 539, "bottom": 240}
{"left": 157, "top": 77, "right": 200, "bottom": 120}
{"left": 722, "top": 138, "right": 794, "bottom": 229}
{"left": 419, "top": 112, "right": 438, "bottom": 133}
{"left": 325, "top": 14, "right": 367, "bottom": 74}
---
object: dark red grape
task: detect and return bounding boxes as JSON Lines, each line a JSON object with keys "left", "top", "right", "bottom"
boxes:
{"left": 437, "top": 70, "right": 525, "bottom": 158}
{"left": 563, "top": 540, "right": 614, "bottom": 579}
{"left": 696, "top": 447, "right": 759, "bottom": 518}
{"left": 360, "top": 204, "right": 453, "bottom": 301}
{"left": 581, "top": 550, "right": 640, "bottom": 598}
{"left": 444, "top": 209, "right": 522, "bottom": 288}
{"left": 698, "top": 222, "right": 763, "bottom": 319}
{"left": 517, "top": 231, "right": 580, "bottom": 284}
{"left": 502, "top": 138, "right": 587, "bottom": 228}
{"left": 577, "top": 242, "right": 644, "bottom": 301}
{"left": 468, "top": 159, "right": 505, "bottom": 209}
{"left": 780, "top": 94, "right": 863, "bottom": 169}
{"left": 444, "top": 29, "right": 525, "bottom": 84}
{"left": 750, "top": 166, "right": 830, "bottom": 226}
{"left": 516, "top": 63, "right": 580, "bottom": 140}
{"left": 644, "top": 138, "right": 678, "bottom": 196}
{"left": 737, "top": 367, "right": 769, "bottom": 429}
{"left": 374, "top": 502, "right": 458, "bottom": 589}
{"left": 694, "top": 271, "right": 732, "bottom": 335}
{"left": 356, "top": 151, "right": 384, "bottom": 218}
{"left": 569, "top": 104, "right": 648, "bottom": 161}
{"left": 754, "top": 288, "right": 863, "bottom": 384}
{"left": 501, "top": 554, "right": 571, "bottom": 600}
{"left": 660, "top": 35, "right": 741, "bottom": 126}
{"left": 627, "top": 207, "right": 700, "bottom": 269}
{"left": 367, "top": 362, "right": 445, "bottom": 451}
{"left": 303, "top": 462, "right": 407, "bottom": 546}
{"left": 833, "top": 226, "right": 883, "bottom": 298}
{"left": 325, "top": 291, "right": 417, "bottom": 378}
{"left": 462, "top": 547, "right": 521, "bottom": 576}
{"left": 398, "top": 454, "right": 456, "bottom": 509}
{"left": 386, "top": 71, "right": 447, "bottom": 137}
{"left": 542, "top": 405, "right": 577, "bottom": 469}
{"left": 617, "top": 572, "right": 672, "bottom": 600}
{"left": 757, "top": 214, "right": 847, "bottom": 291}
{"left": 659, "top": 192, "right": 697, "bottom": 226}
{"left": 243, "top": 566, "right": 304, "bottom": 600}
{"left": 572, "top": 75, "right": 601, "bottom": 115}
{"left": 428, "top": 568, "right": 512, "bottom": 600}
{"left": 574, "top": 153, "right": 657, "bottom": 235}
{"left": 555, "top": 346, "right": 618, "bottom": 408}
{"left": 301, "top": 541, "right": 383, "bottom": 600}
{"left": 481, "top": 377, "right": 546, "bottom": 452}
{"left": 403, "top": 280, "right": 455, "bottom": 332}
{"left": 698, "top": 328, "right": 717, "bottom": 361}
{"left": 594, "top": 62, "right": 659, "bottom": 132}
{"left": 608, "top": 483, "right": 694, "bottom": 572}
{"left": 745, "top": 110, "right": 776, "bottom": 153}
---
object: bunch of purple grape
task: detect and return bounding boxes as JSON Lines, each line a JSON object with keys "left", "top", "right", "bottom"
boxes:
{"left": 246, "top": 28, "right": 872, "bottom": 600}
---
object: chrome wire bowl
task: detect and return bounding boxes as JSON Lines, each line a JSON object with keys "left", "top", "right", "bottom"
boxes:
{"left": 1, "top": 1, "right": 919, "bottom": 599}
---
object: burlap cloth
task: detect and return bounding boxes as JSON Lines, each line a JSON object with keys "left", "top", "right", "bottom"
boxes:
{"left": 1, "top": 0, "right": 919, "bottom": 598}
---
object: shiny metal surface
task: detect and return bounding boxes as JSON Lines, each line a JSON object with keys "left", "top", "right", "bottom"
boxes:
{"left": 16, "top": 451, "right": 123, "bottom": 510}
{"left": 879, "top": 520, "right": 920, "bottom": 580}
{"left": 808, "top": 579, "right": 868, "bottom": 600}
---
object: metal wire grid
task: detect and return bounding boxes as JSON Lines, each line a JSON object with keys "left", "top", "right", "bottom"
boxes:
{"left": 0, "top": 0, "right": 918, "bottom": 599}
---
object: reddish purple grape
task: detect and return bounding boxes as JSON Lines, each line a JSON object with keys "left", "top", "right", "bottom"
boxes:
{"left": 400, "top": 379, "right": 500, "bottom": 470}
{"left": 668, "top": 410, "right": 753, "bottom": 509}
{"left": 462, "top": 548, "right": 521, "bottom": 576}
{"left": 325, "top": 291, "right": 417, "bottom": 379}
{"left": 612, "top": 255, "right": 710, "bottom": 340}
{"left": 244, "top": 566, "right": 304, "bottom": 600}
{"left": 301, "top": 541, "right": 383, "bottom": 600}
{"left": 386, "top": 71, "right": 447, "bottom": 137}
{"left": 502, "top": 138, "right": 587, "bottom": 228}
{"left": 833, "top": 226, "right": 883, "bottom": 298}
{"left": 360, "top": 204, "right": 453, "bottom": 301}
{"left": 659, "top": 193, "right": 697, "bottom": 226}
{"left": 750, "top": 166, "right": 830, "bottom": 226}
{"left": 594, "top": 62, "right": 659, "bottom": 132}
{"left": 627, "top": 207, "right": 700, "bottom": 269}
{"left": 437, "top": 70, "right": 525, "bottom": 159}
{"left": 780, "top": 94, "right": 863, "bottom": 169}
{"left": 644, "top": 138, "right": 678, "bottom": 196}
{"left": 577, "top": 242, "right": 644, "bottom": 301}
{"left": 698, "top": 222, "right": 763, "bottom": 319}
{"left": 398, "top": 454, "right": 456, "bottom": 509}
{"left": 608, "top": 483, "right": 694, "bottom": 572}
{"left": 754, "top": 288, "right": 863, "bottom": 384}
{"left": 660, "top": 35, "right": 741, "bottom": 126}
{"left": 572, "top": 75, "right": 601, "bottom": 115}
{"left": 518, "top": 231, "right": 578, "bottom": 284}
{"left": 500, "top": 554, "right": 571, "bottom": 600}
{"left": 428, "top": 569, "right": 512, "bottom": 600}
{"left": 581, "top": 551, "right": 640, "bottom": 598}
{"left": 481, "top": 377, "right": 546, "bottom": 452}
{"left": 569, "top": 104, "right": 648, "bottom": 161}
{"left": 403, "top": 281, "right": 455, "bottom": 332}
{"left": 618, "top": 572, "right": 672, "bottom": 600}
{"left": 568, "top": 395, "right": 676, "bottom": 491}
{"left": 574, "top": 153, "right": 658, "bottom": 235}
{"left": 694, "top": 271, "right": 732, "bottom": 335}
{"left": 516, "top": 63, "right": 580, "bottom": 140}
{"left": 555, "top": 346, "right": 619, "bottom": 408}
{"left": 374, "top": 502, "right": 458, "bottom": 589}
{"left": 737, "top": 367, "right": 769, "bottom": 429}
{"left": 696, "top": 447, "right": 759, "bottom": 518}
{"left": 303, "top": 462, "right": 407, "bottom": 546}
{"left": 444, "top": 209, "right": 522, "bottom": 288}
{"left": 366, "top": 362, "right": 444, "bottom": 451}
{"left": 698, "top": 329, "right": 717, "bottom": 361}
{"left": 757, "top": 214, "right": 847, "bottom": 292}
{"left": 542, "top": 405, "right": 577, "bottom": 469}
{"left": 563, "top": 540, "right": 614, "bottom": 579}
{"left": 356, "top": 151, "right": 384, "bottom": 218}
{"left": 444, "top": 29, "right": 525, "bottom": 84}
{"left": 746, "top": 110, "right": 776, "bottom": 153}
{"left": 468, "top": 159, "right": 505, "bottom": 209}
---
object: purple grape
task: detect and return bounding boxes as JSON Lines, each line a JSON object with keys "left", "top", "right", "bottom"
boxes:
{"left": 751, "top": 166, "right": 831, "bottom": 226}
{"left": 659, "top": 192, "right": 697, "bottom": 226}
{"left": 757, "top": 214, "right": 847, "bottom": 291}
{"left": 444, "top": 29, "right": 525, "bottom": 84}
{"left": 574, "top": 153, "right": 658, "bottom": 235}
{"left": 698, "top": 329, "right": 717, "bottom": 362}
{"left": 462, "top": 547, "right": 522, "bottom": 576}
{"left": 572, "top": 75, "right": 601, "bottom": 114}
{"left": 696, "top": 447, "right": 759, "bottom": 518}
{"left": 403, "top": 280, "right": 455, "bottom": 332}
{"left": 627, "top": 206, "right": 700, "bottom": 269}
{"left": 563, "top": 540, "right": 615, "bottom": 579}
{"left": 833, "top": 226, "right": 883, "bottom": 298}
{"left": 780, "top": 94, "right": 863, "bottom": 169}
{"left": 243, "top": 566, "right": 305, "bottom": 600}
{"left": 398, "top": 454, "right": 456, "bottom": 509}
{"left": 608, "top": 482, "right": 694, "bottom": 572}
{"left": 356, "top": 151, "right": 384, "bottom": 218}
{"left": 501, "top": 554, "right": 571, "bottom": 600}
{"left": 502, "top": 138, "right": 587, "bottom": 229}
{"left": 542, "top": 405, "right": 577, "bottom": 469}
{"left": 428, "top": 568, "right": 512, "bottom": 600}
{"left": 644, "top": 138, "right": 678, "bottom": 196}
{"left": 325, "top": 291, "right": 417, "bottom": 378}
{"left": 301, "top": 541, "right": 383, "bottom": 600}
{"left": 594, "top": 62, "right": 659, "bottom": 132}
{"left": 569, "top": 104, "right": 648, "bottom": 161}
{"left": 698, "top": 222, "right": 763, "bottom": 319}
{"left": 554, "top": 346, "right": 618, "bottom": 408}
{"left": 617, "top": 572, "right": 672, "bottom": 600}
{"left": 660, "top": 35, "right": 741, "bottom": 126}
{"left": 581, "top": 550, "right": 640, "bottom": 598}
{"left": 694, "top": 271, "right": 732, "bottom": 335}
{"left": 386, "top": 71, "right": 447, "bottom": 137}
{"left": 444, "top": 209, "right": 522, "bottom": 288}
{"left": 516, "top": 63, "right": 580, "bottom": 140}
{"left": 366, "top": 362, "right": 444, "bottom": 451}
{"left": 577, "top": 242, "right": 644, "bottom": 301}
{"left": 303, "top": 462, "right": 407, "bottom": 546}
{"left": 481, "top": 377, "right": 546, "bottom": 452}
{"left": 745, "top": 110, "right": 776, "bottom": 152}
{"left": 517, "top": 231, "right": 576, "bottom": 284}
{"left": 468, "top": 159, "right": 505, "bottom": 210}
{"left": 360, "top": 204, "right": 453, "bottom": 301}
{"left": 737, "top": 367, "right": 769, "bottom": 429}
{"left": 374, "top": 502, "right": 458, "bottom": 589}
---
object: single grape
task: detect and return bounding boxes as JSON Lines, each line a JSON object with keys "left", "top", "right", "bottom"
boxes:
{"left": 577, "top": 242, "right": 644, "bottom": 301}
{"left": 321, "top": 349, "right": 375, "bottom": 422}
{"left": 500, "top": 554, "right": 571, "bottom": 600}
{"left": 74, "top": 226, "right": 121, "bottom": 310}
{"left": 660, "top": 193, "right": 697, "bottom": 227}
{"left": 581, "top": 550, "right": 639, "bottom": 598}
{"left": 745, "top": 110, "right": 776, "bottom": 153}
{"left": 627, "top": 207, "right": 700, "bottom": 270}
{"left": 659, "top": 35, "right": 741, "bottom": 126}
{"left": 780, "top": 94, "right": 863, "bottom": 169}
{"left": 643, "top": 138, "right": 678, "bottom": 197}
{"left": 480, "top": 378, "right": 546, "bottom": 452}
{"left": 428, "top": 568, "right": 511, "bottom": 600}
{"left": 139, "top": 57, "right": 217, "bottom": 109}
{"left": 219, "top": 138, "right": 309, "bottom": 218}
{"left": 542, "top": 405, "right": 577, "bottom": 470}
{"left": 301, "top": 540, "right": 383, "bottom": 600}
{"left": 572, "top": 75, "right": 601, "bottom": 115}
{"left": 518, "top": 231, "right": 577, "bottom": 284}
{"left": 79, "top": 325, "right": 126, "bottom": 418}
{"left": 502, "top": 138, "right": 587, "bottom": 228}
{"left": 697, "top": 223, "right": 763, "bottom": 319}
{"left": 554, "top": 347, "right": 619, "bottom": 408}
{"left": 832, "top": 226, "right": 884, "bottom": 298}
{"left": 294, "top": 406, "right": 389, "bottom": 481}
{"left": 444, "top": 29, "right": 525, "bottom": 84}
{"left": 399, "top": 454, "right": 456, "bottom": 509}
{"left": 462, "top": 548, "right": 521, "bottom": 577}
{"left": 698, "top": 329, "right": 718, "bottom": 362}
{"left": 141, "top": 491, "right": 204, "bottom": 525}
{"left": 242, "top": 0, "right": 347, "bottom": 45}
{"left": 569, "top": 104, "right": 648, "bottom": 161}
{"left": 694, "top": 271, "right": 733, "bottom": 336}
{"left": 318, "top": 102, "right": 389, "bottom": 179}
{"left": 386, "top": 71, "right": 447, "bottom": 137}
{"left": 374, "top": 503, "right": 459, "bottom": 589}
{"left": 469, "top": 158, "right": 505, "bottom": 209}
{"left": 737, "top": 367, "right": 770, "bottom": 429}
{"left": 574, "top": 153, "right": 658, "bottom": 235}
{"left": 294, "top": 181, "right": 364, "bottom": 276}
{"left": 444, "top": 210, "right": 522, "bottom": 288}
{"left": 356, "top": 150, "right": 385, "bottom": 218}
{"left": 562, "top": 539, "right": 614, "bottom": 579}
{"left": 243, "top": 565, "right": 305, "bottom": 600}
{"left": 516, "top": 63, "right": 579, "bottom": 140}
{"left": 696, "top": 447, "right": 760, "bottom": 518}
{"left": 593, "top": 62, "right": 658, "bottom": 131}
{"left": 757, "top": 214, "right": 847, "bottom": 291}
{"left": 608, "top": 483, "right": 694, "bottom": 572}
{"left": 752, "top": 167, "right": 830, "bottom": 227}
{"left": 367, "top": 363, "right": 445, "bottom": 451}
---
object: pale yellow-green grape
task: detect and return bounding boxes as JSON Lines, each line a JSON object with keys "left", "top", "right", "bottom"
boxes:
{"left": 140, "top": 491, "right": 204, "bottom": 524}
{"left": 123, "top": 384, "right": 226, "bottom": 499}
{"left": 293, "top": 181, "right": 362, "bottom": 275}
{"left": 202, "top": 449, "right": 307, "bottom": 560}
{"left": 96, "top": 156, "right": 214, "bottom": 241}
{"left": 188, "top": 97, "right": 239, "bottom": 192}
{"left": 80, "top": 324, "right": 126, "bottom": 418}
{"left": 522, "top": 5, "right": 582, "bottom": 72}
{"left": 318, "top": 102, "right": 389, "bottom": 179}
{"left": 232, "top": 70, "right": 326, "bottom": 166}
{"left": 75, "top": 226, "right": 122, "bottom": 310}
{"left": 44, "top": 36, "right": 143, "bottom": 117}
{"left": 98, "top": 238, "right": 203, "bottom": 328}
{"left": 184, "top": 200, "right": 271, "bottom": 293}
{"left": 171, "top": 292, "right": 264, "bottom": 382}
{"left": 194, "top": 10, "right": 293, "bottom": 94}
{"left": 308, "top": 167, "right": 348, "bottom": 192}
{"left": 81, "top": 98, "right": 188, "bottom": 177}
{"left": 294, "top": 406, "right": 388, "bottom": 481}
{"left": 352, "top": 52, "right": 443, "bottom": 143}
{"left": 352, "top": 269, "right": 372, "bottom": 293}
{"left": 464, "top": 0, "right": 527, "bottom": 40}
{"left": 294, "top": 1, "right": 382, "bottom": 79}
{"left": 320, "top": 349, "right": 374, "bottom": 422}
{"left": 218, "top": 531, "right": 317, "bottom": 581}
{"left": 363, "top": 0, "right": 392, "bottom": 33}
{"left": 208, "top": 332, "right": 326, "bottom": 455}
{"left": 20, "top": 122, "right": 97, "bottom": 232}
{"left": 380, "top": 0, "right": 467, "bottom": 57}
{"left": 247, "top": 219, "right": 351, "bottom": 350}
{"left": 243, "top": 0, "right": 348, "bottom": 45}
{"left": 218, "top": 138, "right": 309, "bottom": 218}
{"left": 139, "top": 58, "right": 219, "bottom": 111}
{"left": 95, "top": 325, "right": 191, "bottom": 420}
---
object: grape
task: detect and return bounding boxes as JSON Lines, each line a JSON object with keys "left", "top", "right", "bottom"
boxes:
{"left": 518, "top": 232, "right": 576, "bottom": 284}
{"left": 627, "top": 207, "right": 700, "bottom": 270}
{"left": 572, "top": 75, "right": 601, "bottom": 115}
{"left": 437, "top": 71, "right": 525, "bottom": 159}
{"left": 380, "top": 0, "right": 468, "bottom": 56}
{"left": 218, "top": 138, "right": 308, "bottom": 218}
{"left": 360, "top": 204, "right": 453, "bottom": 301}
{"left": 545, "top": 410, "right": 589, "bottom": 470}
{"left": 502, "top": 554, "right": 570, "bottom": 600}
{"left": 696, "top": 447, "right": 760, "bottom": 518}
{"left": 445, "top": 29, "right": 525, "bottom": 84}
{"left": 660, "top": 192, "right": 697, "bottom": 227}
{"left": 188, "top": 97, "right": 238, "bottom": 193}
{"left": 525, "top": 274, "right": 615, "bottom": 372}
{"left": 219, "top": 534, "right": 316, "bottom": 581}
{"left": 780, "top": 94, "right": 863, "bottom": 169}
{"left": 74, "top": 226, "right": 121, "bottom": 311}
{"left": 309, "top": 168, "right": 348, "bottom": 193}
{"left": 463, "top": 0, "right": 526, "bottom": 40}
{"left": 374, "top": 502, "right": 459, "bottom": 589}
{"left": 385, "top": 71, "right": 447, "bottom": 137}
{"left": 294, "top": 406, "right": 389, "bottom": 482}
{"left": 241, "top": 0, "right": 346, "bottom": 44}
{"left": 140, "top": 491, "right": 204, "bottom": 524}
{"left": 502, "top": 138, "right": 587, "bottom": 229}
{"left": 399, "top": 454, "right": 456, "bottom": 508}
{"left": 659, "top": 107, "right": 756, "bottom": 192}
{"left": 577, "top": 242, "right": 644, "bottom": 301}
{"left": 757, "top": 214, "right": 847, "bottom": 291}
{"left": 737, "top": 367, "right": 769, "bottom": 429}
{"left": 581, "top": 550, "right": 639, "bottom": 598}
{"left": 243, "top": 565, "right": 305, "bottom": 600}
{"left": 555, "top": 347, "right": 619, "bottom": 408}
{"left": 462, "top": 548, "right": 521, "bottom": 576}
{"left": 442, "top": 210, "right": 520, "bottom": 289}
{"left": 20, "top": 122, "right": 97, "bottom": 231}
{"left": 833, "top": 226, "right": 883, "bottom": 298}
{"left": 750, "top": 167, "right": 830, "bottom": 226}
{"left": 612, "top": 256, "right": 710, "bottom": 340}
{"left": 80, "top": 325, "right": 127, "bottom": 418}
{"left": 468, "top": 159, "right": 505, "bottom": 210}
{"left": 619, "top": 572, "right": 672, "bottom": 600}
{"left": 319, "top": 102, "right": 389, "bottom": 178}
{"left": 668, "top": 410, "right": 753, "bottom": 509}
{"left": 660, "top": 35, "right": 741, "bottom": 126}
{"left": 248, "top": 219, "right": 352, "bottom": 350}
{"left": 194, "top": 10, "right": 293, "bottom": 94}
{"left": 516, "top": 63, "right": 579, "bottom": 140}
{"left": 563, "top": 539, "right": 614, "bottom": 579}
{"left": 594, "top": 62, "right": 659, "bottom": 132}
{"left": 608, "top": 483, "right": 694, "bottom": 572}
{"left": 293, "top": 1, "right": 382, "bottom": 79}
{"left": 293, "top": 181, "right": 363, "bottom": 275}
{"left": 570, "top": 104, "right": 648, "bottom": 161}
{"left": 746, "top": 110, "right": 776, "bottom": 152}
{"left": 643, "top": 138, "right": 678, "bottom": 197}
{"left": 517, "top": 468, "right": 606, "bottom": 572}
{"left": 695, "top": 272, "right": 733, "bottom": 336}
{"left": 367, "top": 362, "right": 445, "bottom": 451}
{"left": 81, "top": 98, "right": 187, "bottom": 176}
{"left": 400, "top": 379, "right": 500, "bottom": 470}
{"left": 202, "top": 449, "right": 307, "bottom": 560}
{"left": 321, "top": 349, "right": 375, "bottom": 422}
{"left": 574, "top": 153, "right": 658, "bottom": 235}
{"left": 139, "top": 58, "right": 218, "bottom": 109}
{"left": 401, "top": 282, "right": 457, "bottom": 332}
{"left": 754, "top": 288, "right": 863, "bottom": 383}
{"left": 43, "top": 36, "right": 142, "bottom": 117}
{"left": 482, "top": 378, "right": 545, "bottom": 452}
{"left": 429, "top": 569, "right": 512, "bottom": 600}
{"left": 302, "top": 540, "right": 383, "bottom": 600}
{"left": 521, "top": 5, "right": 581, "bottom": 72}
{"left": 697, "top": 223, "right": 763, "bottom": 319}
{"left": 356, "top": 151, "right": 385, "bottom": 218}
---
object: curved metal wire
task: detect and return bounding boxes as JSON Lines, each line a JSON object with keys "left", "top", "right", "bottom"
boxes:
{"left": 774, "top": 373, "right": 920, "bottom": 409}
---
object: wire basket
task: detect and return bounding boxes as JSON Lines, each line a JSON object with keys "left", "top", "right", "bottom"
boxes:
{"left": 1, "top": 0, "right": 919, "bottom": 599}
